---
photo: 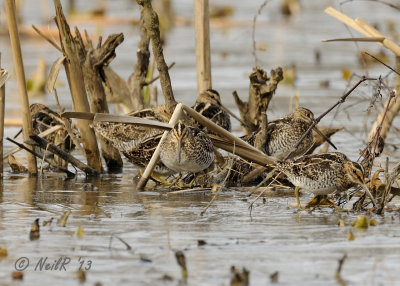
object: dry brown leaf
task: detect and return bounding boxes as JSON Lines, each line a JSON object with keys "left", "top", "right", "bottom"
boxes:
{"left": 47, "top": 56, "right": 65, "bottom": 93}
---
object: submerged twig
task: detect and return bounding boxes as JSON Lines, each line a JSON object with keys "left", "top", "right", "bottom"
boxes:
{"left": 6, "top": 137, "right": 75, "bottom": 177}
{"left": 108, "top": 236, "right": 132, "bottom": 251}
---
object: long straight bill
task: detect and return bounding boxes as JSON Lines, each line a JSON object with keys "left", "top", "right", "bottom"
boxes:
{"left": 361, "top": 183, "right": 377, "bottom": 207}
{"left": 313, "top": 126, "right": 337, "bottom": 150}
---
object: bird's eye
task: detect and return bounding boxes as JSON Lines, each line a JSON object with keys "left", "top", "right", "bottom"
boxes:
{"left": 211, "top": 95, "right": 215, "bottom": 99}
{"left": 352, "top": 169, "right": 357, "bottom": 174}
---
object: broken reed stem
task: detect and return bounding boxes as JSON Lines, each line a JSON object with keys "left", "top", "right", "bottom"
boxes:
{"left": 3, "top": 125, "right": 62, "bottom": 160}
{"left": 54, "top": 0, "right": 102, "bottom": 172}
{"left": 194, "top": 0, "right": 212, "bottom": 93}
{"left": 136, "top": 0, "right": 177, "bottom": 114}
{"left": 0, "top": 55, "right": 5, "bottom": 176}
{"left": 325, "top": 7, "right": 400, "bottom": 56}
{"left": 29, "top": 135, "right": 99, "bottom": 176}
{"left": 128, "top": 6, "right": 149, "bottom": 111}
{"left": 6, "top": 137, "right": 75, "bottom": 177}
{"left": 287, "top": 76, "right": 377, "bottom": 159}
{"left": 137, "top": 103, "right": 184, "bottom": 190}
{"left": 182, "top": 105, "right": 274, "bottom": 164}
{"left": 5, "top": 0, "right": 37, "bottom": 175}
{"left": 137, "top": 103, "right": 276, "bottom": 190}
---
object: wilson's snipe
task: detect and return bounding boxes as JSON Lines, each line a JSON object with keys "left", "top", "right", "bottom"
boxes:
{"left": 94, "top": 105, "right": 173, "bottom": 175}
{"left": 243, "top": 107, "right": 315, "bottom": 160}
{"left": 276, "top": 152, "right": 377, "bottom": 209}
{"left": 29, "top": 103, "right": 78, "bottom": 168}
{"left": 160, "top": 121, "right": 214, "bottom": 173}
{"left": 30, "top": 103, "right": 76, "bottom": 153}
{"left": 192, "top": 89, "right": 245, "bottom": 133}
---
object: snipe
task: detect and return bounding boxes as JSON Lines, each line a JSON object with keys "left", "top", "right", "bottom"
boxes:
{"left": 94, "top": 105, "right": 173, "bottom": 176}
{"left": 30, "top": 103, "right": 76, "bottom": 153}
{"left": 160, "top": 121, "right": 214, "bottom": 173}
{"left": 243, "top": 107, "right": 316, "bottom": 160}
{"left": 276, "top": 152, "right": 377, "bottom": 209}
{"left": 192, "top": 89, "right": 246, "bottom": 133}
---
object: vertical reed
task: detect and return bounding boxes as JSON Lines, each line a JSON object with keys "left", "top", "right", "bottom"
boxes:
{"left": 194, "top": 0, "right": 212, "bottom": 93}
{"left": 5, "top": 0, "right": 37, "bottom": 175}
{"left": 0, "top": 54, "right": 5, "bottom": 176}
{"left": 53, "top": 0, "right": 103, "bottom": 172}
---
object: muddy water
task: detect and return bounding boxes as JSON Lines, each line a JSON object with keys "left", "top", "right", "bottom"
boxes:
{"left": 1, "top": 0, "right": 400, "bottom": 285}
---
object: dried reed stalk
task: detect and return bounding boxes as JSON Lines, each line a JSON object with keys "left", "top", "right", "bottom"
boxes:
{"left": 6, "top": 137, "right": 75, "bottom": 177}
{"left": 325, "top": 7, "right": 400, "bottom": 56}
{"left": 3, "top": 125, "right": 63, "bottom": 160}
{"left": 62, "top": 112, "right": 172, "bottom": 130}
{"left": 29, "top": 135, "right": 99, "bottom": 176}
{"left": 194, "top": 0, "right": 212, "bottom": 93}
{"left": 5, "top": 0, "right": 37, "bottom": 174}
{"left": 0, "top": 55, "right": 5, "bottom": 176}
{"left": 137, "top": 103, "right": 277, "bottom": 190}
{"left": 136, "top": 0, "right": 177, "bottom": 114}
{"left": 137, "top": 103, "right": 184, "bottom": 190}
{"left": 53, "top": 0, "right": 102, "bottom": 172}
{"left": 128, "top": 6, "right": 148, "bottom": 111}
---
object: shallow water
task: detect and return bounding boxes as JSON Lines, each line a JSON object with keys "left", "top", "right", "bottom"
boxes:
{"left": 1, "top": 0, "right": 400, "bottom": 285}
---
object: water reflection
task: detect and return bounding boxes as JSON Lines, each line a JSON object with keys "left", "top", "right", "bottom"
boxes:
{"left": 0, "top": 0, "right": 400, "bottom": 285}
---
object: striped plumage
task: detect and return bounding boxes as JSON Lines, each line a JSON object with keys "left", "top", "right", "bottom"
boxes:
{"left": 160, "top": 121, "right": 214, "bottom": 173}
{"left": 93, "top": 105, "right": 173, "bottom": 175}
{"left": 243, "top": 107, "right": 314, "bottom": 160}
{"left": 30, "top": 103, "right": 76, "bottom": 153}
{"left": 275, "top": 152, "right": 377, "bottom": 207}
{"left": 192, "top": 89, "right": 231, "bottom": 133}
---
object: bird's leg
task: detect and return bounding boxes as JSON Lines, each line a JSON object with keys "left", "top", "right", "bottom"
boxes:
{"left": 150, "top": 173, "right": 172, "bottom": 186}
{"left": 323, "top": 197, "right": 350, "bottom": 212}
{"left": 170, "top": 173, "right": 183, "bottom": 188}
{"left": 305, "top": 195, "right": 323, "bottom": 207}
{"left": 305, "top": 195, "right": 350, "bottom": 212}
{"left": 295, "top": 186, "right": 303, "bottom": 210}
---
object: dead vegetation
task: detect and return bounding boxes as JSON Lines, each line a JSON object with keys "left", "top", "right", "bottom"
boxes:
{"left": 1, "top": 1, "right": 400, "bottom": 218}
{"left": 2, "top": 2, "right": 400, "bottom": 286}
